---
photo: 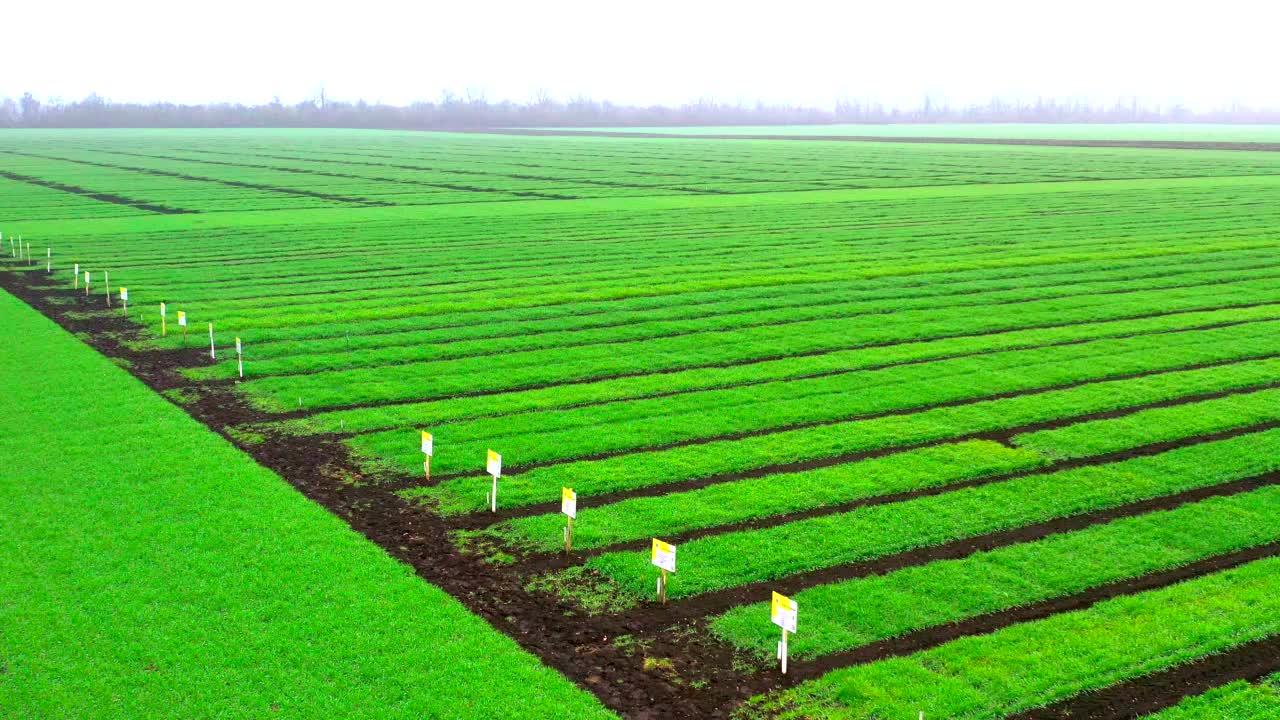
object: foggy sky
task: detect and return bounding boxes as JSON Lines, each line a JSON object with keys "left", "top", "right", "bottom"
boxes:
{"left": 8, "top": 0, "right": 1276, "bottom": 111}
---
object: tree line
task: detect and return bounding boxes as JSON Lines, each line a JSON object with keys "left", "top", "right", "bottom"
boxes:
{"left": 3, "top": 92, "right": 1279, "bottom": 129}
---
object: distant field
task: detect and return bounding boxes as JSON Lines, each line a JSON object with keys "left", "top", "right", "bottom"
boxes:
{"left": 543, "top": 122, "right": 1280, "bottom": 142}
{"left": 3, "top": 128, "right": 1279, "bottom": 719}
{"left": 0, "top": 290, "right": 613, "bottom": 719}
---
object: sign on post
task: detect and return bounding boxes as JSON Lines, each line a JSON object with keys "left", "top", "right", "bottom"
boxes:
{"left": 160, "top": 302, "right": 167, "bottom": 336}
{"left": 120, "top": 287, "right": 128, "bottom": 316}
{"left": 486, "top": 450, "right": 502, "bottom": 512}
{"left": 74, "top": 262, "right": 79, "bottom": 289}
{"left": 83, "top": 271, "right": 90, "bottom": 296}
{"left": 235, "top": 337, "right": 243, "bottom": 378}
{"left": 562, "top": 487, "right": 577, "bottom": 552}
{"left": 177, "top": 310, "right": 188, "bottom": 340}
{"left": 771, "top": 591, "right": 797, "bottom": 674}
{"left": 652, "top": 539, "right": 676, "bottom": 604}
{"left": 421, "top": 431, "right": 434, "bottom": 479}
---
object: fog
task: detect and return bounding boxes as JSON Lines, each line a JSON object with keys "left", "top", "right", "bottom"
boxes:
{"left": 7, "top": 0, "right": 1276, "bottom": 111}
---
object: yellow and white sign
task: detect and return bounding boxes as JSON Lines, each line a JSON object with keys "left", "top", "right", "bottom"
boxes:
{"left": 235, "top": 337, "right": 242, "bottom": 354}
{"left": 119, "top": 287, "right": 128, "bottom": 301}
{"left": 771, "top": 591, "right": 797, "bottom": 633}
{"left": 84, "top": 271, "right": 90, "bottom": 284}
{"left": 177, "top": 311, "right": 187, "bottom": 327}
{"left": 651, "top": 539, "right": 676, "bottom": 573}
{"left": 160, "top": 302, "right": 167, "bottom": 317}
{"left": 561, "top": 487, "right": 577, "bottom": 519}
{"left": 486, "top": 449, "right": 502, "bottom": 478}
{"left": 421, "top": 431, "right": 434, "bottom": 456}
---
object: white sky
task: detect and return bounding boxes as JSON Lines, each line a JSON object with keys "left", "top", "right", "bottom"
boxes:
{"left": 6, "top": 0, "right": 1278, "bottom": 110}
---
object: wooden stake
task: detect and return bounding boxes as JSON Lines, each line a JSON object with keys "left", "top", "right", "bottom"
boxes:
{"left": 659, "top": 568, "right": 668, "bottom": 604}
{"left": 209, "top": 323, "right": 215, "bottom": 360}
{"left": 564, "top": 515, "right": 574, "bottom": 553}
{"left": 46, "top": 248, "right": 50, "bottom": 273}
{"left": 423, "top": 454, "right": 431, "bottom": 480}
{"left": 490, "top": 475, "right": 498, "bottom": 512}
{"left": 105, "top": 272, "right": 111, "bottom": 307}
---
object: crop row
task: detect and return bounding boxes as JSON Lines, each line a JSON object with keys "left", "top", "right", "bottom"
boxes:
{"left": 747, "top": 557, "right": 1280, "bottom": 719}
{"left": 581, "top": 427, "right": 1280, "bottom": 599}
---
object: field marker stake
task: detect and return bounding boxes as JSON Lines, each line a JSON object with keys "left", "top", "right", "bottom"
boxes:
{"left": 46, "top": 248, "right": 51, "bottom": 274}
{"left": 652, "top": 539, "right": 676, "bottom": 604}
{"left": 26, "top": 241, "right": 32, "bottom": 266}
{"left": 235, "top": 337, "right": 243, "bottom": 378}
{"left": 160, "top": 302, "right": 167, "bottom": 337}
{"left": 208, "top": 323, "right": 216, "bottom": 360}
{"left": 771, "top": 591, "right": 797, "bottom": 674}
{"left": 105, "top": 272, "right": 111, "bottom": 307}
{"left": 562, "top": 487, "right": 577, "bottom": 553}
{"left": 486, "top": 450, "right": 502, "bottom": 512}
{"left": 421, "top": 431, "right": 433, "bottom": 479}
{"left": 178, "top": 310, "right": 187, "bottom": 342}
{"left": 120, "top": 287, "right": 128, "bottom": 316}
{"left": 74, "top": 263, "right": 79, "bottom": 289}
{"left": 84, "top": 271, "right": 90, "bottom": 297}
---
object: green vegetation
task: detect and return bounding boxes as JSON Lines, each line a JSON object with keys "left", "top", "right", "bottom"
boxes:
{"left": 584, "top": 428, "right": 1280, "bottom": 599}
{"left": 0, "top": 290, "right": 612, "bottom": 720}
{"left": 712, "top": 486, "right": 1280, "bottom": 660}
{"left": 7, "top": 128, "right": 1280, "bottom": 719}
{"left": 1142, "top": 674, "right": 1280, "bottom": 719}
{"left": 745, "top": 558, "right": 1280, "bottom": 719}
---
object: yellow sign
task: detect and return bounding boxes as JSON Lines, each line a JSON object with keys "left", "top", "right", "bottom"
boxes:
{"left": 561, "top": 487, "right": 577, "bottom": 519}
{"left": 651, "top": 539, "right": 676, "bottom": 572}
{"left": 771, "top": 591, "right": 797, "bottom": 633}
{"left": 486, "top": 449, "right": 502, "bottom": 478}
{"left": 421, "top": 431, "right": 434, "bottom": 456}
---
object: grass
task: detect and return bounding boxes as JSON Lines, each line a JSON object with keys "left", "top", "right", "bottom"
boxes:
{"left": 0, "top": 289, "right": 614, "bottom": 720}
{"left": 582, "top": 427, "right": 1280, "bottom": 599}
{"left": 741, "top": 557, "right": 1280, "bottom": 719}
{"left": 711, "top": 486, "right": 1280, "bottom": 660}
{"left": 8, "top": 129, "right": 1280, "bottom": 719}
{"left": 1142, "top": 673, "right": 1280, "bottom": 719}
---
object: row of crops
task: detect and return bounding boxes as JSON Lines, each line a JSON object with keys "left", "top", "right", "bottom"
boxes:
{"left": 4, "top": 128, "right": 1280, "bottom": 718}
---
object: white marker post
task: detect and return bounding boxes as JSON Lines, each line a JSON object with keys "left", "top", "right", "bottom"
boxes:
{"left": 105, "top": 271, "right": 111, "bottom": 307}
{"left": 46, "top": 248, "right": 51, "bottom": 274}
{"left": 160, "top": 302, "right": 167, "bottom": 337}
{"left": 208, "top": 323, "right": 216, "bottom": 360}
{"left": 74, "top": 263, "right": 79, "bottom": 289}
{"left": 421, "top": 431, "right": 434, "bottom": 479}
{"left": 652, "top": 539, "right": 677, "bottom": 604}
{"left": 486, "top": 450, "right": 502, "bottom": 512}
{"left": 177, "top": 310, "right": 187, "bottom": 341}
{"left": 25, "top": 241, "right": 31, "bottom": 266}
{"left": 562, "top": 487, "right": 577, "bottom": 553}
{"left": 235, "top": 337, "right": 243, "bottom": 378}
{"left": 83, "top": 271, "right": 90, "bottom": 297}
{"left": 771, "top": 591, "right": 798, "bottom": 674}
{"left": 120, "top": 287, "right": 128, "bottom": 316}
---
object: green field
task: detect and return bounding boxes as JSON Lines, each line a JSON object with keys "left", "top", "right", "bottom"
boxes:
{"left": 3, "top": 127, "right": 1279, "bottom": 718}
{"left": 0, "top": 290, "right": 612, "bottom": 719}
{"left": 549, "top": 122, "right": 1280, "bottom": 142}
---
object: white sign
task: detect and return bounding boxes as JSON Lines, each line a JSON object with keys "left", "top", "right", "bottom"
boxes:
{"left": 119, "top": 287, "right": 128, "bottom": 301}
{"left": 561, "top": 487, "right": 577, "bottom": 519}
{"left": 486, "top": 449, "right": 502, "bottom": 478}
{"left": 177, "top": 311, "right": 187, "bottom": 327}
{"left": 421, "top": 431, "right": 434, "bottom": 456}
{"left": 771, "top": 592, "right": 797, "bottom": 633}
{"left": 651, "top": 539, "right": 676, "bottom": 573}
{"left": 160, "top": 302, "right": 167, "bottom": 317}
{"left": 84, "top": 271, "right": 90, "bottom": 284}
